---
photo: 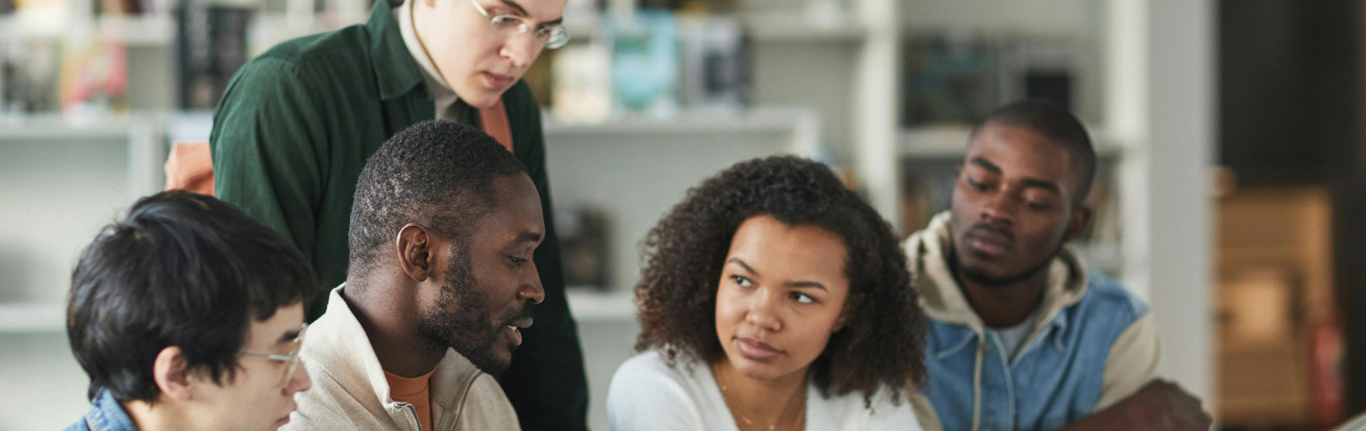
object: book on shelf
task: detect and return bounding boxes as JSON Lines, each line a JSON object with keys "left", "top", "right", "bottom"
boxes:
{"left": 1, "top": 40, "right": 63, "bottom": 114}
{"left": 678, "top": 15, "right": 750, "bottom": 112}
{"left": 177, "top": 2, "right": 252, "bottom": 110}
{"left": 606, "top": 10, "right": 680, "bottom": 118}
{"left": 902, "top": 32, "right": 1093, "bottom": 127}
{"left": 546, "top": 10, "right": 752, "bottom": 123}
{"left": 95, "top": 0, "right": 144, "bottom": 15}
{"left": 551, "top": 42, "right": 612, "bottom": 124}
{"left": 59, "top": 36, "right": 129, "bottom": 115}
{"left": 901, "top": 33, "right": 997, "bottom": 128}
{"left": 556, "top": 206, "right": 613, "bottom": 290}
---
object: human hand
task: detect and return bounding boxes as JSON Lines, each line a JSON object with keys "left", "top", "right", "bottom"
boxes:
{"left": 1120, "top": 380, "right": 1213, "bottom": 431}
{"left": 1059, "top": 379, "right": 1212, "bottom": 431}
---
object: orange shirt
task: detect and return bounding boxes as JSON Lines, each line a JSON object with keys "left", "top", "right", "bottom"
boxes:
{"left": 385, "top": 369, "right": 436, "bottom": 431}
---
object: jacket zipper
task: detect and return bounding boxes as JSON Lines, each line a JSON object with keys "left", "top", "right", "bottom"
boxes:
{"left": 398, "top": 402, "right": 423, "bottom": 431}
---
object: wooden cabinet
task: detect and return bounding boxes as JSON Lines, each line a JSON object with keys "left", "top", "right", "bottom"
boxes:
{"left": 1216, "top": 186, "right": 1335, "bottom": 427}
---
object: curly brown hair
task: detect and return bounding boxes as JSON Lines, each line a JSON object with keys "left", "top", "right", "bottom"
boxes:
{"left": 634, "top": 156, "right": 927, "bottom": 405}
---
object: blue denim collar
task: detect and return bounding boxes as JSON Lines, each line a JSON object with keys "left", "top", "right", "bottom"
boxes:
{"left": 82, "top": 389, "right": 139, "bottom": 431}
{"left": 932, "top": 311, "right": 1071, "bottom": 360}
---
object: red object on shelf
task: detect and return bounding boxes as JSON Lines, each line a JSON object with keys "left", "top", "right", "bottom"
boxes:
{"left": 1309, "top": 317, "right": 1344, "bottom": 430}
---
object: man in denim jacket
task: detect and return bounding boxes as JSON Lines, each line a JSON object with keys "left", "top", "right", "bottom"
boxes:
{"left": 905, "top": 101, "right": 1212, "bottom": 431}
{"left": 63, "top": 191, "right": 319, "bottom": 431}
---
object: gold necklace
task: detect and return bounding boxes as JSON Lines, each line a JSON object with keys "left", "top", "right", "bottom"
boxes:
{"left": 713, "top": 365, "right": 807, "bottom": 431}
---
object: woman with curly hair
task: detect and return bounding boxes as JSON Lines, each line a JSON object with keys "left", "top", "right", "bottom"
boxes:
{"left": 606, "top": 156, "right": 931, "bottom": 431}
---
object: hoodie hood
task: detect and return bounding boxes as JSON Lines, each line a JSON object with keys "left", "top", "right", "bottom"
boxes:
{"left": 904, "top": 212, "right": 1089, "bottom": 334}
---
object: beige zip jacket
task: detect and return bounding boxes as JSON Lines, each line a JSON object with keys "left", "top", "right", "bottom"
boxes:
{"left": 282, "top": 286, "right": 521, "bottom": 431}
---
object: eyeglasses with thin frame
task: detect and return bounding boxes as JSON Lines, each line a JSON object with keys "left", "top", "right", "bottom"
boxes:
{"left": 239, "top": 322, "right": 308, "bottom": 388}
{"left": 470, "top": 0, "right": 571, "bottom": 49}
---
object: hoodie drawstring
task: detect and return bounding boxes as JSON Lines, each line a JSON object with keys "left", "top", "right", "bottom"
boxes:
{"left": 972, "top": 336, "right": 984, "bottom": 431}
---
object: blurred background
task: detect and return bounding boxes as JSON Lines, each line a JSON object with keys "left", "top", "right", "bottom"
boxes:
{"left": 0, "top": 0, "right": 1358, "bottom": 430}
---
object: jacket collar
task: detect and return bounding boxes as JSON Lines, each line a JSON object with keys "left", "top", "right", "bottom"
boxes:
{"left": 906, "top": 212, "right": 1088, "bottom": 356}
{"left": 80, "top": 389, "right": 138, "bottom": 431}
{"left": 365, "top": 0, "right": 427, "bottom": 101}
{"left": 303, "top": 285, "right": 486, "bottom": 429}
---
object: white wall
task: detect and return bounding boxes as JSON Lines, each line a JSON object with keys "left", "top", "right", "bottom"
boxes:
{"left": 1143, "top": 0, "right": 1217, "bottom": 405}
{"left": 0, "top": 135, "right": 133, "bottom": 304}
{"left": 1108, "top": 0, "right": 1217, "bottom": 404}
{"left": 0, "top": 126, "right": 148, "bottom": 430}
{"left": 0, "top": 332, "right": 89, "bottom": 431}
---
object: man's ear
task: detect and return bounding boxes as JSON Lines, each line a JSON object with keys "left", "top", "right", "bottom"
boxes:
{"left": 153, "top": 346, "right": 194, "bottom": 402}
{"left": 1064, "top": 206, "right": 1093, "bottom": 241}
{"left": 396, "top": 224, "right": 438, "bottom": 282}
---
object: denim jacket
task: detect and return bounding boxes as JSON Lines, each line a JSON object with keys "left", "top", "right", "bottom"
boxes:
{"left": 906, "top": 213, "right": 1160, "bottom": 431}
{"left": 64, "top": 389, "right": 138, "bottom": 431}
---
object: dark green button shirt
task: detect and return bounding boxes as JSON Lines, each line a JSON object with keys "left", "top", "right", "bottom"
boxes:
{"left": 208, "top": 2, "right": 587, "bottom": 429}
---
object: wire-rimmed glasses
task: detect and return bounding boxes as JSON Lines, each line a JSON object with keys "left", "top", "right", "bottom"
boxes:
{"left": 470, "top": 0, "right": 571, "bottom": 49}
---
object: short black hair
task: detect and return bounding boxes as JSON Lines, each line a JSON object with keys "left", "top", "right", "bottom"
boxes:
{"left": 635, "top": 156, "right": 927, "bottom": 406}
{"left": 971, "top": 100, "right": 1097, "bottom": 205}
{"left": 348, "top": 120, "right": 528, "bottom": 274}
{"left": 67, "top": 191, "right": 318, "bottom": 402}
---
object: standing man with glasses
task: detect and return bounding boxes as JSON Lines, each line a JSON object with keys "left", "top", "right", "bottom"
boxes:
{"left": 64, "top": 191, "right": 318, "bottom": 431}
{"left": 208, "top": 0, "right": 587, "bottom": 427}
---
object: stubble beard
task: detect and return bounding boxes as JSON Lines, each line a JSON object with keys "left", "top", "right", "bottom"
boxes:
{"left": 953, "top": 234, "right": 1067, "bottom": 289}
{"left": 417, "top": 241, "right": 529, "bottom": 375}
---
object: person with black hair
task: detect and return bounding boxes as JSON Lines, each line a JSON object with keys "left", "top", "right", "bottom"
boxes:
{"left": 908, "top": 100, "right": 1212, "bottom": 431}
{"left": 284, "top": 121, "right": 544, "bottom": 431}
{"left": 607, "top": 156, "right": 932, "bottom": 431}
{"left": 63, "top": 191, "right": 319, "bottom": 431}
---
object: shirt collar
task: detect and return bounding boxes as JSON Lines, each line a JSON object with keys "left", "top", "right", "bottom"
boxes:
{"left": 365, "top": 0, "right": 426, "bottom": 101}
{"left": 930, "top": 308, "right": 1071, "bottom": 359}
{"left": 82, "top": 389, "right": 138, "bottom": 431}
{"left": 907, "top": 212, "right": 1088, "bottom": 358}
{"left": 306, "top": 285, "right": 486, "bottom": 422}
{"left": 399, "top": 0, "right": 460, "bottom": 95}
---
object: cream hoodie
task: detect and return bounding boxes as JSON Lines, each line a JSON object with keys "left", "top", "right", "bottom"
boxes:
{"left": 905, "top": 213, "right": 1160, "bottom": 431}
{"left": 283, "top": 286, "right": 521, "bottom": 431}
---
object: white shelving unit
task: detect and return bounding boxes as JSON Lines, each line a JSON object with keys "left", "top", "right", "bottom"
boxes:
{"left": 94, "top": 14, "right": 177, "bottom": 46}
{"left": 901, "top": 125, "right": 1125, "bottom": 159}
{"left": 742, "top": 9, "right": 869, "bottom": 43}
{"left": 0, "top": 303, "right": 65, "bottom": 333}
{"left": 543, "top": 106, "right": 820, "bottom": 145}
{"left": 0, "top": 113, "right": 166, "bottom": 430}
{"left": 544, "top": 106, "right": 820, "bottom": 300}
{"left": 0, "top": 9, "right": 174, "bottom": 44}
{"left": 565, "top": 289, "right": 636, "bottom": 323}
